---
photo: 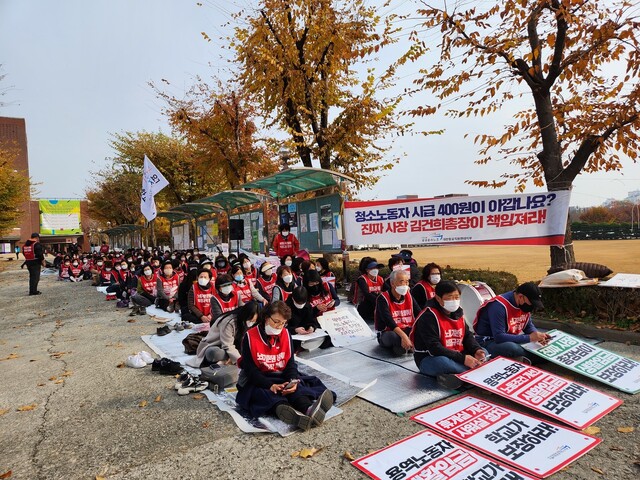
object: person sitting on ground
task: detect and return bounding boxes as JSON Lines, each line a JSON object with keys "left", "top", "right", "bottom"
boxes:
{"left": 97, "top": 260, "right": 112, "bottom": 286}
{"left": 290, "top": 256, "right": 304, "bottom": 285}
{"left": 255, "top": 262, "right": 278, "bottom": 302}
{"left": 412, "top": 262, "right": 442, "bottom": 310}
{"left": 236, "top": 301, "right": 335, "bottom": 431}
{"left": 150, "top": 257, "right": 162, "bottom": 273}
{"left": 382, "top": 256, "right": 405, "bottom": 292}
{"left": 107, "top": 260, "right": 131, "bottom": 300}
{"left": 183, "top": 269, "right": 215, "bottom": 324}
{"left": 81, "top": 256, "right": 93, "bottom": 280}
{"left": 281, "top": 254, "right": 294, "bottom": 269}
{"left": 215, "top": 254, "right": 230, "bottom": 275}
{"left": 194, "top": 301, "right": 259, "bottom": 368}
{"left": 352, "top": 257, "right": 385, "bottom": 323}
{"left": 286, "top": 287, "right": 330, "bottom": 351}
{"left": 178, "top": 266, "right": 198, "bottom": 316}
{"left": 315, "top": 257, "right": 336, "bottom": 289}
{"left": 68, "top": 258, "right": 84, "bottom": 282}
{"left": 156, "top": 260, "right": 180, "bottom": 313}
{"left": 411, "top": 281, "right": 487, "bottom": 389}
{"left": 395, "top": 249, "right": 420, "bottom": 287}
{"left": 59, "top": 256, "right": 71, "bottom": 281}
{"left": 238, "top": 254, "right": 257, "bottom": 281}
{"left": 473, "top": 282, "right": 550, "bottom": 364}
{"left": 304, "top": 269, "right": 340, "bottom": 318}
{"left": 272, "top": 223, "right": 300, "bottom": 258}
{"left": 200, "top": 257, "right": 217, "bottom": 281}
{"left": 231, "top": 264, "right": 268, "bottom": 306}
{"left": 210, "top": 274, "right": 240, "bottom": 323}
{"left": 271, "top": 265, "right": 296, "bottom": 303}
{"left": 130, "top": 264, "right": 157, "bottom": 315}
{"left": 375, "top": 269, "right": 421, "bottom": 356}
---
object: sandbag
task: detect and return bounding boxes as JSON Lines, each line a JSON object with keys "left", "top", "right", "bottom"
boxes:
{"left": 547, "top": 262, "right": 613, "bottom": 278}
{"left": 540, "top": 269, "right": 587, "bottom": 286}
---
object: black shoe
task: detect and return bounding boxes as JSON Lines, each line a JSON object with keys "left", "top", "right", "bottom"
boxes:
{"left": 307, "top": 389, "right": 334, "bottom": 427}
{"left": 137, "top": 307, "right": 147, "bottom": 316}
{"left": 129, "top": 306, "right": 139, "bottom": 317}
{"left": 437, "top": 374, "right": 464, "bottom": 390}
{"left": 156, "top": 325, "right": 171, "bottom": 336}
{"left": 276, "top": 404, "right": 312, "bottom": 432}
{"left": 29, "top": 291, "right": 42, "bottom": 296}
{"left": 151, "top": 357, "right": 183, "bottom": 375}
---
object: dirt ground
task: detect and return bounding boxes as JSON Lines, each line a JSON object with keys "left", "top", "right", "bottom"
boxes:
{"left": 0, "top": 255, "right": 639, "bottom": 479}
{"left": 347, "top": 239, "right": 640, "bottom": 283}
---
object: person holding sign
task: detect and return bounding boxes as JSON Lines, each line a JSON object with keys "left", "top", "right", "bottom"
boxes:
{"left": 473, "top": 282, "right": 551, "bottom": 364}
{"left": 375, "top": 270, "right": 421, "bottom": 356}
{"left": 410, "top": 281, "right": 486, "bottom": 389}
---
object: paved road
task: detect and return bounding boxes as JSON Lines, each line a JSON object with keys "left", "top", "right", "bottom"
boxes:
{"left": 0, "top": 258, "right": 638, "bottom": 479}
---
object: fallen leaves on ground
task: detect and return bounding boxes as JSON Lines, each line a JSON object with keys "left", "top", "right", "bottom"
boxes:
{"left": 610, "top": 445, "right": 624, "bottom": 451}
{"left": 343, "top": 451, "right": 355, "bottom": 461}
{"left": 95, "top": 476, "right": 106, "bottom": 480}
{"left": 202, "top": 422, "right": 210, "bottom": 428}
{"left": 53, "top": 379, "right": 64, "bottom": 385}
{"left": 0, "top": 470, "right": 12, "bottom": 479}
{"left": 591, "top": 467, "right": 604, "bottom": 475}
{"left": 61, "top": 371, "right": 73, "bottom": 377}
{"left": 48, "top": 376, "right": 57, "bottom": 381}
{"left": 617, "top": 426, "right": 634, "bottom": 433}
{"left": 292, "top": 447, "right": 324, "bottom": 459}
{"left": 192, "top": 394, "right": 205, "bottom": 400}
{"left": 16, "top": 404, "right": 37, "bottom": 412}
{"left": 1, "top": 353, "right": 19, "bottom": 361}
{"left": 0, "top": 408, "right": 9, "bottom": 416}
{"left": 49, "top": 351, "right": 68, "bottom": 359}
{"left": 127, "top": 319, "right": 136, "bottom": 323}
{"left": 154, "top": 395, "right": 162, "bottom": 403}
{"left": 116, "top": 362, "right": 125, "bottom": 369}
{"left": 584, "top": 426, "right": 601, "bottom": 435}
{"left": 138, "top": 400, "right": 148, "bottom": 408}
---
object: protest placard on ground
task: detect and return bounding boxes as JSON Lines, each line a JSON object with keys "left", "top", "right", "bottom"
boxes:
{"left": 411, "top": 395, "right": 600, "bottom": 478}
{"left": 352, "top": 429, "right": 535, "bottom": 480}
{"left": 456, "top": 357, "right": 621, "bottom": 429}
{"left": 317, "top": 306, "right": 374, "bottom": 347}
{"left": 523, "top": 330, "right": 640, "bottom": 394}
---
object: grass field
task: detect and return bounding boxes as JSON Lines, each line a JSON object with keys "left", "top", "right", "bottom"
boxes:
{"left": 347, "top": 240, "right": 640, "bottom": 283}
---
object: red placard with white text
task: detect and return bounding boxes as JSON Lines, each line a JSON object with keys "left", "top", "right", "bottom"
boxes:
{"left": 456, "top": 357, "right": 621, "bottom": 429}
{"left": 352, "top": 429, "right": 535, "bottom": 480}
{"left": 411, "top": 395, "right": 600, "bottom": 478}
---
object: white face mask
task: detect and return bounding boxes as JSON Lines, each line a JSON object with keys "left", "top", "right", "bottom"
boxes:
{"left": 395, "top": 285, "right": 409, "bottom": 296}
{"left": 220, "top": 285, "right": 234, "bottom": 296}
{"left": 284, "top": 260, "right": 292, "bottom": 267}
{"left": 243, "top": 262, "right": 251, "bottom": 269}
{"left": 430, "top": 274, "right": 441, "bottom": 284}
{"left": 198, "top": 277, "right": 209, "bottom": 287}
{"left": 282, "top": 274, "right": 293, "bottom": 284}
{"left": 316, "top": 266, "right": 322, "bottom": 272}
{"left": 264, "top": 324, "right": 282, "bottom": 336}
{"left": 245, "top": 320, "right": 254, "bottom": 328}
{"left": 164, "top": 269, "right": 173, "bottom": 276}
{"left": 368, "top": 269, "right": 379, "bottom": 278}
{"left": 72, "top": 262, "right": 78, "bottom": 267}
{"left": 144, "top": 270, "right": 152, "bottom": 276}
{"left": 115, "top": 265, "right": 121, "bottom": 270}
{"left": 263, "top": 269, "right": 273, "bottom": 277}
{"left": 97, "top": 262, "right": 103, "bottom": 266}
{"left": 443, "top": 299, "right": 460, "bottom": 313}
{"left": 281, "top": 232, "right": 289, "bottom": 238}
{"left": 294, "top": 302, "right": 306, "bottom": 309}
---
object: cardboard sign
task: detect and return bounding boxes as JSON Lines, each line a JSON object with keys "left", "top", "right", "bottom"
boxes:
{"left": 456, "top": 357, "right": 621, "bottom": 429}
{"left": 317, "top": 306, "right": 374, "bottom": 347}
{"left": 523, "top": 330, "right": 640, "bottom": 394}
{"left": 352, "top": 429, "right": 535, "bottom": 480}
{"left": 411, "top": 395, "right": 600, "bottom": 478}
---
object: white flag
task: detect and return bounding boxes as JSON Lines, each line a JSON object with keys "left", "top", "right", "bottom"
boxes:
{"left": 140, "top": 156, "right": 169, "bottom": 221}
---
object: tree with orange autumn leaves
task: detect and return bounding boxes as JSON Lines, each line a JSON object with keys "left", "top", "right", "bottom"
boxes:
{"left": 400, "top": 0, "right": 640, "bottom": 266}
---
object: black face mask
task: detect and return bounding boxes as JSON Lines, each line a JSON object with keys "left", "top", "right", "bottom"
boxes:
{"left": 308, "top": 285, "right": 321, "bottom": 296}
{"left": 519, "top": 302, "right": 534, "bottom": 313}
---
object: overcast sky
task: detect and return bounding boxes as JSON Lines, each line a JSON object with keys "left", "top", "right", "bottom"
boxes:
{"left": 1, "top": 0, "right": 638, "bottom": 208}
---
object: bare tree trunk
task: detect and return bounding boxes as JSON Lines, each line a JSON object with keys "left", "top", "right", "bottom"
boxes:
{"left": 549, "top": 220, "right": 575, "bottom": 269}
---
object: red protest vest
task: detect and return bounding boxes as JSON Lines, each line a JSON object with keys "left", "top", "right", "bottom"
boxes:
{"left": 22, "top": 242, "right": 36, "bottom": 260}
{"left": 378, "top": 291, "right": 416, "bottom": 330}
{"left": 140, "top": 273, "right": 157, "bottom": 296}
{"left": 415, "top": 280, "right": 436, "bottom": 301}
{"left": 70, "top": 265, "right": 83, "bottom": 277}
{"left": 272, "top": 284, "right": 292, "bottom": 303}
{"left": 256, "top": 274, "right": 277, "bottom": 299}
{"left": 159, "top": 274, "right": 179, "bottom": 298}
{"left": 424, "top": 306, "right": 466, "bottom": 353}
{"left": 309, "top": 284, "right": 334, "bottom": 314}
{"left": 211, "top": 290, "right": 239, "bottom": 314}
{"left": 246, "top": 326, "right": 292, "bottom": 373}
{"left": 243, "top": 266, "right": 257, "bottom": 281}
{"left": 193, "top": 283, "right": 215, "bottom": 316}
{"left": 60, "top": 265, "right": 71, "bottom": 278}
{"left": 273, "top": 233, "right": 296, "bottom": 257}
{"left": 474, "top": 295, "right": 530, "bottom": 335}
{"left": 353, "top": 274, "right": 384, "bottom": 305}
{"left": 234, "top": 281, "right": 253, "bottom": 303}
{"left": 100, "top": 269, "right": 112, "bottom": 284}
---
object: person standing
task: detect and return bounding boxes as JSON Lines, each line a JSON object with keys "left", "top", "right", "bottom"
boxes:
{"left": 14, "top": 245, "right": 20, "bottom": 260}
{"left": 23, "top": 233, "right": 44, "bottom": 296}
{"left": 272, "top": 223, "right": 300, "bottom": 258}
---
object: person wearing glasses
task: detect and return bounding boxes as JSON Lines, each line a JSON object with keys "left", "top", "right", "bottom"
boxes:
{"left": 236, "top": 301, "right": 335, "bottom": 431}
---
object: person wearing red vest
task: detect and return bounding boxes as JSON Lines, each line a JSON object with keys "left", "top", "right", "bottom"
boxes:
{"left": 271, "top": 266, "right": 296, "bottom": 303}
{"left": 156, "top": 260, "right": 180, "bottom": 312}
{"left": 236, "top": 301, "right": 335, "bottom": 430}
{"left": 352, "top": 258, "right": 385, "bottom": 322}
{"left": 473, "top": 282, "right": 550, "bottom": 364}
{"left": 304, "top": 270, "right": 340, "bottom": 318}
{"left": 214, "top": 255, "right": 231, "bottom": 275}
{"left": 255, "top": 262, "right": 278, "bottom": 302}
{"left": 272, "top": 223, "right": 300, "bottom": 258}
{"left": 68, "top": 259, "right": 84, "bottom": 282}
{"left": 184, "top": 269, "right": 215, "bottom": 324}
{"left": 375, "top": 270, "right": 422, "bottom": 356}
{"left": 411, "top": 281, "right": 486, "bottom": 390}
{"left": 210, "top": 274, "right": 240, "bottom": 324}
{"left": 59, "top": 258, "right": 72, "bottom": 281}
{"left": 238, "top": 254, "right": 258, "bottom": 282}
{"left": 412, "top": 262, "right": 442, "bottom": 310}
{"left": 130, "top": 264, "right": 157, "bottom": 314}
{"left": 99, "top": 241, "right": 109, "bottom": 255}
{"left": 23, "top": 232, "right": 45, "bottom": 295}
{"left": 231, "top": 265, "right": 268, "bottom": 306}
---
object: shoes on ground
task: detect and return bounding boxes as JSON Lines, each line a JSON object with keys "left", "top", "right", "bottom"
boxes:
{"left": 129, "top": 306, "right": 140, "bottom": 316}
{"left": 174, "top": 322, "right": 185, "bottom": 332}
{"left": 157, "top": 325, "right": 171, "bottom": 336}
{"left": 29, "top": 291, "right": 42, "bottom": 296}
{"left": 174, "top": 371, "right": 194, "bottom": 390}
{"left": 306, "top": 389, "right": 334, "bottom": 427}
{"left": 151, "top": 357, "right": 183, "bottom": 375}
{"left": 138, "top": 351, "right": 154, "bottom": 364}
{"left": 106, "top": 293, "right": 117, "bottom": 301}
{"left": 436, "top": 373, "right": 464, "bottom": 390}
{"left": 125, "top": 354, "right": 147, "bottom": 368}
{"left": 176, "top": 376, "right": 208, "bottom": 395}
{"left": 276, "top": 404, "right": 313, "bottom": 432}
{"left": 137, "top": 307, "right": 147, "bottom": 315}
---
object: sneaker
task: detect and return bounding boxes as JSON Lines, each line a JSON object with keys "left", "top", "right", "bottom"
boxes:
{"left": 514, "top": 356, "right": 532, "bottom": 366}
{"left": 177, "top": 377, "right": 208, "bottom": 395}
{"left": 174, "top": 323, "right": 184, "bottom": 332}
{"left": 129, "top": 306, "right": 139, "bottom": 317}
{"left": 125, "top": 354, "right": 147, "bottom": 368}
{"left": 156, "top": 325, "right": 171, "bottom": 336}
{"left": 182, "top": 322, "right": 193, "bottom": 329}
{"left": 106, "top": 293, "right": 117, "bottom": 301}
{"left": 137, "top": 307, "right": 147, "bottom": 316}
{"left": 275, "top": 404, "right": 312, "bottom": 432}
{"left": 307, "top": 389, "right": 334, "bottom": 427}
{"left": 437, "top": 373, "right": 464, "bottom": 390}
{"left": 167, "top": 304, "right": 175, "bottom": 313}
{"left": 151, "top": 358, "right": 183, "bottom": 375}
{"left": 138, "top": 351, "right": 154, "bottom": 364}
{"left": 174, "top": 371, "right": 193, "bottom": 390}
